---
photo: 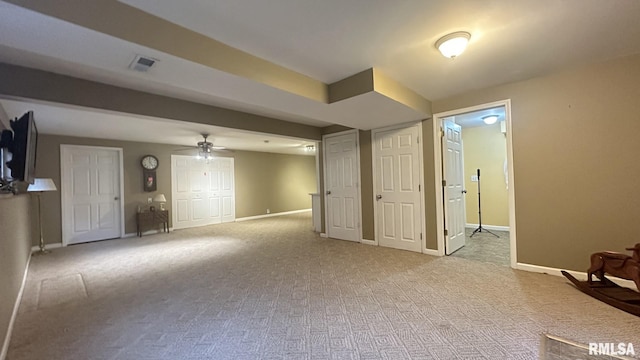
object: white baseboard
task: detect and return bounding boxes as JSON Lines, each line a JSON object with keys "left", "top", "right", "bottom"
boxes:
{"left": 235, "top": 209, "right": 311, "bottom": 222}
{"left": 320, "top": 233, "right": 328, "bottom": 238}
{"left": 30, "top": 242, "right": 63, "bottom": 252}
{"left": 1, "top": 253, "right": 31, "bottom": 360}
{"left": 515, "top": 262, "right": 637, "bottom": 289}
{"left": 361, "top": 239, "right": 376, "bottom": 246}
{"left": 423, "top": 248, "right": 440, "bottom": 256}
{"left": 465, "top": 223, "right": 510, "bottom": 232}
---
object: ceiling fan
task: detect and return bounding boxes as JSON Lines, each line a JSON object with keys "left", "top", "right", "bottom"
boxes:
{"left": 174, "top": 133, "right": 230, "bottom": 159}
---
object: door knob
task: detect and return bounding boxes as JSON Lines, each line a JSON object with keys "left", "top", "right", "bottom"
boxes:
{"left": 462, "top": 190, "right": 467, "bottom": 194}
{"left": 114, "top": 197, "right": 119, "bottom": 200}
{"left": 376, "top": 195, "right": 382, "bottom": 200}
{"left": 326, "top": 190, "right": 331, "bottom": 195}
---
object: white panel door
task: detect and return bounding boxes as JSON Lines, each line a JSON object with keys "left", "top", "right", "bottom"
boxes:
{"left": 324, "top": 132, "right": 359, "bottom": 242}
{"left": 218, "top": 157, "right": 235, "bottom": 223}
{"left": 443, "top": 120, "right": 466, "bottom": 255}
{"left": 61, "top": 146, "right": 122, "bottom": 245}
{"left": 373, "top": 125, "right": 422, "bottom": 252}
{"left": 172, "top": 155, "right": 235, "bottom": 230}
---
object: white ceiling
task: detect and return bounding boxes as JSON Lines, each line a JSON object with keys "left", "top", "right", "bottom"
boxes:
{"left": 0, "top": 99, "right": 317, "bottom": 156}
{"left": 1, "top": 0, "right": 640, "bottom": 147}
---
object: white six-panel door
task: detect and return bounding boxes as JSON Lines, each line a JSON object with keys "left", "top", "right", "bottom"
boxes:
{"left": 443, "top": 120, "right": 466, "bottom": 255}
{"left": 61, "top": 145, "right": 123, "bottom": 245}
{"left": 373, "top": 125, "right": 422, "bottom": 252}
{"left": 172, "top": 155, "right": 235, "bottom": 230}
{"left": 323, "top": 132, "right": 360, "bottom": 242}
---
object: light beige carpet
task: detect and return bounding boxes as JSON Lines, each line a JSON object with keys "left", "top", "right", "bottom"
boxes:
{"left": 7, "top": 213, "right": 640, "bottom": 359}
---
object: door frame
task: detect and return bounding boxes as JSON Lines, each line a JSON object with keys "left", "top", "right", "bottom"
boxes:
{"left": 60, "top": 144, "right": 125, "bottom": 246}
{"left": 432, "top": 99, "right": 517, "bottom": 268}
{"left": 322, "top": 129, "right": 362, "bottom": 242}
{"left": 371, "top": 121, "right": 426, "bottom": 252}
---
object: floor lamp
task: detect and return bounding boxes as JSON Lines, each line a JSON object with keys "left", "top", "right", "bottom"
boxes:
{"left": 28, "top": 178, "right": 58, "bottom": 255}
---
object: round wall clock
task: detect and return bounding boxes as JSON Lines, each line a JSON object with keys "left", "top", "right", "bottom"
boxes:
{"left": 141, "top": 155, "right": 159, "bottom": 170}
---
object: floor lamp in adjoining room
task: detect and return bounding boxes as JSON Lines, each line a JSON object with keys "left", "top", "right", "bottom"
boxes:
{"left": 28, "top": 178, "right": 58, "bottom": 256}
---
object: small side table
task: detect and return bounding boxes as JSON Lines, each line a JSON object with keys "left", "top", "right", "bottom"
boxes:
{"left": 136, "top": 209, "right": 169, "bottom": 237}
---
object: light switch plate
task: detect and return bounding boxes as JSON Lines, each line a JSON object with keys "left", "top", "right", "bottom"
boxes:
{"left": 471, "top": 175, "right": 478, "bottom": 182}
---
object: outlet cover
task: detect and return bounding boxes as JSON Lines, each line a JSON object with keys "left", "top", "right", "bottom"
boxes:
{"left": 471, "top": 175, "right": 478, "bottom": 182}
{"left": 147, "top": 197, "right": 152, "bottom": 204}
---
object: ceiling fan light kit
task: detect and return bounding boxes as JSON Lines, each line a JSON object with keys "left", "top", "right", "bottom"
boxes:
{"left": 435, "top": 31, "right": 471, "bottom": 59}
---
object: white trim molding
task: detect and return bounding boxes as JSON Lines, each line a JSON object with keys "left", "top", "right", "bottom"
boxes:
{"left": 423, "top": 249, "right": 440, "bottom": 257}
{"left": 516, "top": 262, "right": 637, "bottom": 289}
{"left": 1, "top": 255, "right": 31, "bottom": 360}
{"left": 235, "top": 209, "right": 311, "bottom": 222}
{"left": 361, "top": 239, "right": 376, "bottom": 246}
{"left": 30, "top": 243, "right": 63, "bottom": 252}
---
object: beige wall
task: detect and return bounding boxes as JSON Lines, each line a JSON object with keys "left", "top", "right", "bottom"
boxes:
{"left": 234, "top": 151, "right": 316, "bottom": 217}
{"left": 461, "top": 123, "right": 509, "bottom": 227}
{"left": 433, "top": 53, "right": 640, "bottom": 271}
{"left": 0, "top": 194, "right": 32, "bottom": 355}
{"left": 36, "top": 134, "right": 316, "bottom": 245}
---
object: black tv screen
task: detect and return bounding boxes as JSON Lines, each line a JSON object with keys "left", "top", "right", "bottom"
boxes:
{"left": 7, "top": 111, "right": 38, "bottom": 184}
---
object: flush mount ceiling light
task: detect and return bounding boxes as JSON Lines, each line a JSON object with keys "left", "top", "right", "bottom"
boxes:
{"left": 435, "top": 31, "right": 471, "bottom": 59}
{"left": 482, "top": 115, "right": 499, "bottom": 125}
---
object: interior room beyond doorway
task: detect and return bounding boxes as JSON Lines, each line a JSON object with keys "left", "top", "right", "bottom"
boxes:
{"left": 445, "top": 106, "right": 510, "bottom": 266}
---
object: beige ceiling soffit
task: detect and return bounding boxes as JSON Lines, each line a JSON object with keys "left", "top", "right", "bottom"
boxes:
{"left": 0, "top": 63, "right": 322, "bottom": 141}
{"left": 372, "top": 69, "right": 432, "bottom": 115}
{"left": 5, "top": 0, "right": 328, "bottom": 103}
{"left": 328, "top": 68, "right": 431, "bottom": 116}
{"left": 321, "top": 124, "right": 354, "bottom": 135}
{"left": 328, "top": 69, "right": 375, "bottom": 104}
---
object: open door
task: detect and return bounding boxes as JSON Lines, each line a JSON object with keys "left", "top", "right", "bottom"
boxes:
{"left": 443, "top": 120, "right": 466, "bottom": 254}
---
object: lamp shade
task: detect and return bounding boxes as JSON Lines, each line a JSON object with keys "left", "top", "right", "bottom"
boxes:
{"left": 153, "top": 193, "right": 167, "bottom": 203}
{"left": 435, "top": 31, "right": 471, "bottom": 59}
{"left": 27, "top": 178, "right": 57, "bottom": 192}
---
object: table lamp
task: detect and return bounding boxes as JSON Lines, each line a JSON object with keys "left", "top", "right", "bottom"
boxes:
{"left": 153, "top": 193, "right": 167, "bottom": 210}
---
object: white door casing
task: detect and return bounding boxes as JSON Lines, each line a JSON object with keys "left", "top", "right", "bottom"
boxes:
{"left": 61, "top": 145, "right": 124, "bottom": 245}
{"left": 323, "top": 131, "right": 360, "bottom": 242}
{"left": 443, "top": 120, "right": 466, "bottom": 255}
{"left": 171, "top": 155, "right": 235, "bottom": 230}
{"left": 432, "top": 99, "right": 517, "bottom": 267}
{"left": 372, "top": 124, "right": 423, "bottom": 253}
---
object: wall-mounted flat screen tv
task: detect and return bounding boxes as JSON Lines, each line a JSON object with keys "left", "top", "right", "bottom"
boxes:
{"left": 6, "top": 111, "right": 38, "bottom": 184}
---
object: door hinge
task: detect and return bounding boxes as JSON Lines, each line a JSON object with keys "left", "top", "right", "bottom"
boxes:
{"left": 444, "top": 229, "right": 448, "bottom": 236}
{"left": 418, "top": 184, "right": 421, "bottom": 192}
{"left": 442, "top": 180, "right": 447, "bottom": 186}
{"left": 417, "top": 137, "right": 420, "bottom": 144}
{"left": 420, "top": 233, "right": 423, "bottom": 240}
{"left": 441, "top": 129, "right": 445, "bottom": 138}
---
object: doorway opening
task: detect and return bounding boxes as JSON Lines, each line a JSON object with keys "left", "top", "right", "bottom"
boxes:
{"left": 433, "top": 100, "right": 517, "bottom": 268}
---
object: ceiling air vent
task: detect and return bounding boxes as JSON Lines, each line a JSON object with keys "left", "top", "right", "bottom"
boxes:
{"left": 129, "top": 55, "right": 158, "bottom": 72}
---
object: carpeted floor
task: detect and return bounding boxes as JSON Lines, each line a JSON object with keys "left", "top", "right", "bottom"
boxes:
{"left": 7, "top": 212, "right": 640, "bottom": 359}
{"left": 450, "top": 228, "right": 510, "bottom": 267}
